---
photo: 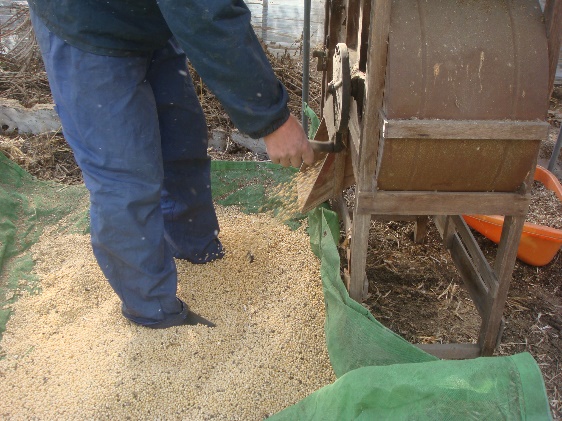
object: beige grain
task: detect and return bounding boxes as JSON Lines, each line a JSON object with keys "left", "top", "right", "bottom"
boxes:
{"left": 0, "top": 206, "right": 334, "bottom": 420}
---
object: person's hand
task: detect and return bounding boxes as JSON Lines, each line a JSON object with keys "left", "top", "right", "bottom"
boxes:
{"left": 263, "top": 114, "right": 315, "bottom": 168}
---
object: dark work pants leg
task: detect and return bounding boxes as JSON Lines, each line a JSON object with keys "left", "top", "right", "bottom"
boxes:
{"left": 148, "top": 39, "right": 223, "bottom": 263}
{"left": 31, "top": 14, "right": 222, "bottom": 325}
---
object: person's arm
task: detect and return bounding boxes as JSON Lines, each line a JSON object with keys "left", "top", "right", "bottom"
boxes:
{"left": 157, "top": 0, "right": 289, "bottom": 139}
{"left": 157, "top": 0, "right": 314, "bottom": 167}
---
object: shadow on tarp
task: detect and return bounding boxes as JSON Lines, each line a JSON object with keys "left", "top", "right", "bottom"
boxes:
{"left": 0, "top": 153, "right": 552, "bottom": 419}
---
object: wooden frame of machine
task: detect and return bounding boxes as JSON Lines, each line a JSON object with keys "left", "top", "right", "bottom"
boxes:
{"left": 298, "top": 0, "right": 562, "bottom": 359}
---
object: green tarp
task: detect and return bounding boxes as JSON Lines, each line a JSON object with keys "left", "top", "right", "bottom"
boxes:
{"left": 0, "top": 152, "right": 552, "bottom": 419}
{"left": 272, "top": 207, "right": 551, "bottom": 420}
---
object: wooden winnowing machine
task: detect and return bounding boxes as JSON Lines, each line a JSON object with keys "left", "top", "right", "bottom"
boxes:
{"left": 298, "top": 0, "right": 554, "bottom": 358}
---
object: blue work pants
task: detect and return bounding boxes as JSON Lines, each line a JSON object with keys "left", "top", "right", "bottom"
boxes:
{"left": 31, "top": 13, "right": 223, "bottom": 325}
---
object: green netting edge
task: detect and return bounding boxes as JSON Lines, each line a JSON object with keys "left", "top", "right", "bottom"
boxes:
{"left": 0, "top": 153, "right": 90, "bottom": 342}
{"left": 210, "top": 160, "right": 306, "bottom": 229}
{"left": 270, "top": 353, "right": 552, "bottom": 420}
{"left": 308, "top": 206, "right": 437, "bottom": 376}
{"left": 512, "top": 352, "right": 553, "bottom": 420}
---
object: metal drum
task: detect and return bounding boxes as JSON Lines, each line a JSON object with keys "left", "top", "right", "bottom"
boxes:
{"left": 377, "top": 0, "right": 549, "bottom": 192}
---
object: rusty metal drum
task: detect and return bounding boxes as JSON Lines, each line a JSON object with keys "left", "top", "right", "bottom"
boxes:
{"left": 377, "top": 0, "right": 550, "bottom": 192}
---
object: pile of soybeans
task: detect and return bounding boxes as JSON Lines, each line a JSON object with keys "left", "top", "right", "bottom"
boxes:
{"left": 0, "top": 206, "right": 335, "bottom": 420}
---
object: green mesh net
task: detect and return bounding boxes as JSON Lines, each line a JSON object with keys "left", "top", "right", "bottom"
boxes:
{"left": 0, "top": 153, "right": 89, "bottom": 337}
{"left": 0, "top": 152, "right": 552, "bottom": 419}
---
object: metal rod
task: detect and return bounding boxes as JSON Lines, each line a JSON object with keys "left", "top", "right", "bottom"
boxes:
{"left": 261, "top": 0, "right": 268, "bottom": 42}
{"left": 548, "top": 125, "right": 562, "bottom": 171}
{"left": 302, "top": 0, "right": 311, "bottom": 135}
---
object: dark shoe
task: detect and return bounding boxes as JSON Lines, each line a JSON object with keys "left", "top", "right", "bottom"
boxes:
{"left": 127, "top": 299, "right": 216, "bottom": 329}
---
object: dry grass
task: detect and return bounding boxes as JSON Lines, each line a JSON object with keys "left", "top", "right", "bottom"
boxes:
{"left": 188, "top": 42, "right": 322, "bottom": 134}
{"left": 0, "top": 5, "right": 50, "bottom": 107}
{"left": 0, "top": 131, "right": 82, "bottom": 184}
{"left": 0, "top": 7, "right": 322, "bottom": 124}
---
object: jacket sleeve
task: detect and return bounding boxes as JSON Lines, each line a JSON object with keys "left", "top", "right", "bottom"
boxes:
{"left": 156, "top": 0, "right": 290, "bottom": 139}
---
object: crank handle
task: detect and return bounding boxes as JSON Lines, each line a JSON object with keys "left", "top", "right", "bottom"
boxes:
{"left": 308, "top": 132, "right": 345, "bottom": 153}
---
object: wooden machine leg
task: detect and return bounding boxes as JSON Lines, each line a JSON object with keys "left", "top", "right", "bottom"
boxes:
{"left": 414, "top": 216, "right": 430, "bottom": 243}
{"left": 479, "top": 215, "right": 526, "bottom": 355}
{"left": 344, "top": 0, "right": 390, "bottom": 302}
{"left": 349, "top": 210, "right": 371, "bottom": 301}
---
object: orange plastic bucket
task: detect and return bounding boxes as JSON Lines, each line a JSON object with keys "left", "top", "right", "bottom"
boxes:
{"left": 463, "top": 166, "right": 562, "bottom": 266}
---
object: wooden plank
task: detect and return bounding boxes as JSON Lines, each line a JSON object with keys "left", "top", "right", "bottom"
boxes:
{"left": 347, "top": 98, "right": 360, "bottom": 183}
{"left": 326, "top": 0, "right": 348, "bottom": 82}
{"left": 343, "top": 141, "right": 356, "bottom": 188}
{"left": 297, "top": 153, "right": 334, "bottom": 213}
{"left": 349, "top": 134, "right": 360, "bottom": 183}
{"left": 371, "top": 214, "right": 418, "bottom": 222}
{"left": 358, "top": 0, "right": 372, "bottom": 71}
{"left": 349, "top": 99, "right": 361, "bottom": 158}
{"left": 479, "top": 215, "right": 526, "bottom": 355}
{"left": 448, "top": 232, "right": 490, "bottom": 319}
{"left": 356, "top": 191, "right": 531, "bottom": 216}
{"left": 333, "top": 137, "right": 348, "bottom": 199}
{"left": 383, "top": 118, "right": 550, "bottom": 141}
{"left": 356, "top": 0, "right": 391, "bottom": 191}
{"left": 333, "top": 195, "right": 352, "bottom": 236}
{"left": 433, "top": 215, "right": 455, "bottom": 249}
{"left": 545, "top": 0, "right": 562, "bottom": 96}
{"left": 479, "top": 160, "right": 535, "bottom": 354}
{"left": 349, "top": 0, "right": 391, "bottom": 302}
{"left": 414, "top": 216, "right": 429, "bottom": 243}
{"left": 477, "top": 156, "right": 537, "bottom": 354}
{"left": 346, "top": 0, "right": 362, "bottom": 51}
{"left": 349, "top": 212, "right": 371, "bottom": 301}
{"left": 416, "top": 343, "right": 481, "bottom": 360}
{"left": 449, "top": 215, "right": 497, "bottom": 292}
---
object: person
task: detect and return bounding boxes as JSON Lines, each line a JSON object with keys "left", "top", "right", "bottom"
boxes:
{"left": 27, "top": 0, "right": 315, "bottom": 328}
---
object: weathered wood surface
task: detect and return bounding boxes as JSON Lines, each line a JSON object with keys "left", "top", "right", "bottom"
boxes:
{"left": 413, "top": 216, "right": 429, "bottom": 244}
{"left": 416, "top": 343, "right": 482, "bottom": 360}
{"left": 349, "top": 0, "right": 392, "bottom": 302}
{"left": 479, "top": 161, "right": 535, "bottom": 355}
{"left": 356, "top": 191, "right": 531, "bottom": 216}
{"left": 448, "top": 215, "right": 496, "bottom": 293}
{"left": 479, "top": 215, "right": 526, "bottom": 355}
{"left": 545, "top": 0, "right": 562, "bottom": 94}
{"left": 434, "top": 216, "right": 490, "bottom": 319}
{"left": 383, "top": 118, "right": 550, "bottom": 141}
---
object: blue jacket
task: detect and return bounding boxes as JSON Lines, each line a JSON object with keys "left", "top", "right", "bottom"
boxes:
{"left": 27, "top": 0, "right": 290, "bottom": 138}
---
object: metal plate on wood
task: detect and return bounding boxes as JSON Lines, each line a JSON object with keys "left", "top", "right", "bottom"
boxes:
{"left": 376, "top": 137, "right": 541, "bottom": 192}
{"left": 384, "top": 0, "right": 549, "bottom": 121}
